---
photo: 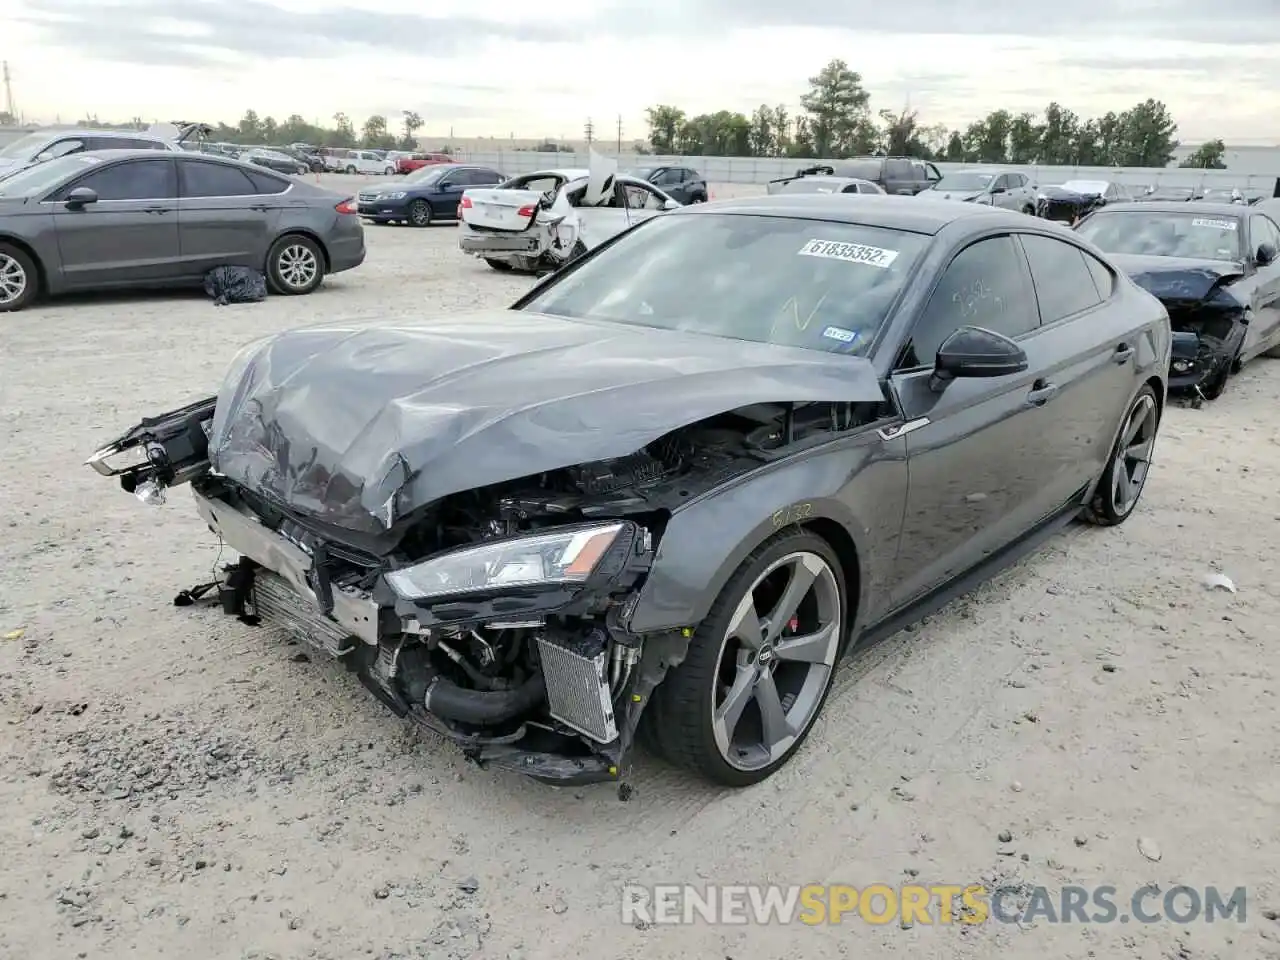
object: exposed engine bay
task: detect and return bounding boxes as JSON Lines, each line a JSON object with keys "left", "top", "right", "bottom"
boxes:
{"left": 90, "top": 396, "right": 886, "bottom": 785}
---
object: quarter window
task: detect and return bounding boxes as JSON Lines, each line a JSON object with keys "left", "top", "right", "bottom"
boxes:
{"left": 180, "top": 160, "right": 258, "bottom": 197}
{"left": 898, "top": 235, "right": 1039, "bottom": 370}
{"left": 56, "top": 158, "right": 176, "bottom": 201}
{"left": 1019, "top": 234, "right": 1103, "bottom": 323}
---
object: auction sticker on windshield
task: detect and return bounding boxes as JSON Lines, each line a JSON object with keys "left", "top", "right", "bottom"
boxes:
{"left": 1191, "top": 218, "right": 1237, "bottom": 230}
{"left": 799, "top": 239, "right": 898, "bottom": 268}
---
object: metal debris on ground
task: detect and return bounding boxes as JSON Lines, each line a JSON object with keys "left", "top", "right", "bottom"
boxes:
{"left": 1201, "top": 572, "right": 1237, "bottom": 593}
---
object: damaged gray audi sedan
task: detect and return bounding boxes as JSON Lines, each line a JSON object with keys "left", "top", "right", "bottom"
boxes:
{"left": 89, "top": 196, "right": 1170, "bottom": 787}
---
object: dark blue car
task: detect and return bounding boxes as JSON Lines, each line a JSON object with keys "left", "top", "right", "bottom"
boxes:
{"left": 356, "top": 163, "right": 504, "bottom": 227}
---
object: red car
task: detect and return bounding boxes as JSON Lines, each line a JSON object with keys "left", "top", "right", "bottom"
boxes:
{"left": 396, "top": 153, "right": 453, "bottom": 174}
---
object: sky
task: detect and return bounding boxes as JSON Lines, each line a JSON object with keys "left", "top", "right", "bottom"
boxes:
{"left": 3, "top": 0, "right": 1279, "bottom": 144}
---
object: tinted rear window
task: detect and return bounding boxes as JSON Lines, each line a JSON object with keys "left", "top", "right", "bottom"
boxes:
{"left": 521, "top": 212, "right": 931, "bottom": 357}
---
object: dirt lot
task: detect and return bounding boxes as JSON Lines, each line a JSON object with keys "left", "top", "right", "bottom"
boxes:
{"left": 1, "top": 175, "right": 1278, "bottom": 960}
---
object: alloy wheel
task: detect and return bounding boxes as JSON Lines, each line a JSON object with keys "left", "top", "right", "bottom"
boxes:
{"left": 276, "top": 244, "right": 318, "bottom": 291}
{"left": 0, "top": 253, "right": 28, "bottom": 306}
{"left": 711, "top": 550, "right": 841, "bottom": 771}
{"left": 1111, "top": 393, "right": 1156, "bottom": 517}
{"left": 410, "top": 201, "right": 431, "bottom": 226}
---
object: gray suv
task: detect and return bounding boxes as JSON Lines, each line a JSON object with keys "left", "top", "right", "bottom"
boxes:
{"left": 0, "top": 127, "right": 189, "bottom": 179}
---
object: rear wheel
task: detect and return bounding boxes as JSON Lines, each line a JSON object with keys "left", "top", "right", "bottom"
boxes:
{"left": 0, "top": 243, "right": 38, "bottom": 312}
{"left": 345, "top": 164, "right": 357, "bottom": 174}
{"left": 266, "top": 234, "right": 324, "bottom": 295}
{"left": 644, "top": 530, "right": 845, "bottom": 786}
{"left": 691, "top": 193, "right": 707, "bottom": 203}
{"left": 384, "top": 166, "right": 396, "bottom": 175}
{"left": 1081, "top": 385, "right": 1160, "bottom": 526}
{"left": 408, "top": 200, "right": 432, "bottom": 227}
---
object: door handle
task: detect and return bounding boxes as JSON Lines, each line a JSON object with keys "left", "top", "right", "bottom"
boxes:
{"left": 143, "top": 207, "right": 170, "bottom": 214}
{"left": 1113, "top": 343, "right": 1135, "bottom": 363}
{"left": 1026, "top": 380, "right": 1059, "bottom": 406}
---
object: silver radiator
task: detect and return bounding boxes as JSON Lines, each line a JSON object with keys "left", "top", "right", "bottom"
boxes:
{"left": 535, "top": 634, "right": 618, "bottom": 744}
{"left": 252, "top": 570, "right": 357, "bottom": 659}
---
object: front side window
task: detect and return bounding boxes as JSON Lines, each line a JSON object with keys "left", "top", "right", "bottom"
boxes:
{"left": 52, "top": 159, "right": 176, "bottom": 201}
{"left": 522, "top": 213, "right": 930, "bottom": 357}
{"left": 1076, "top": 210, "right": 1243, "bottom": 261}
{"left": 897, "top": 235, "right": 1038, "bottom": 370}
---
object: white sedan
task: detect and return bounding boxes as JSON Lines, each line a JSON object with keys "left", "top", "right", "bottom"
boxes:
{"left": 458, "top": 168, "right": 681, "bottom": 272}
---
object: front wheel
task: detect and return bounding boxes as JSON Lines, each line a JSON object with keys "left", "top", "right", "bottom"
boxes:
{"left": 266, "top": 234, "right": 324, "bottom": 295}
{"left": 345, "top": 165, "right": 357, "bottom": 175}
{"left": 690, "top": 194, "right": 707, "bottom": 203}
{"left": 0, "top": 242, "right": 38, "bottom": 312}
{"left": 1022, "top": 204, "right": 1035, "bottom": 216}
{"left": 643, "top": 529, "right": 845, "bottom": 786}
{"left": 1081, "top": 384, "right": 1160, "bottom": 526}
{"left": 408, "top": 200, "right": 432, "bottom": 227}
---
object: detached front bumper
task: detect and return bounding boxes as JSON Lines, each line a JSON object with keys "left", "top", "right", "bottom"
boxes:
{"left": 1168, "top": 330, "right": 1231, "bottom": 392}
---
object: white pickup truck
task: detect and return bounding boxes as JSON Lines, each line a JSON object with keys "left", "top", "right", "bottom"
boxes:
{"left": 458, "top": 168, "right": 681, "bottom": 272}
{"left": 323, "top": 149, "right": 389, "bottom": 175}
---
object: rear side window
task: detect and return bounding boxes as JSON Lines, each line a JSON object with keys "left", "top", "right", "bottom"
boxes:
{"left": 244, "top": 168, "right": 290, "bottom": 194}
{"left": 1083, "top": 252, "right": 1114, "bottom": 299}
{"left": 180, "top": 160, "right": 258, "bottom": 197}
{"left": 885, "top": 158, "right": 913, "bottom": 178}
{"left": 1018, "top": 233, "right": 1103, "bottom": 323}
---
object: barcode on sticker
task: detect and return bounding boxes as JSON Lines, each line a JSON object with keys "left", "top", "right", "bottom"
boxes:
{"left": 1191, "top": 218, "right": 1237, "bottom": 230}
{"left": 799, "top": 239, "right": 898, "bottom": 268}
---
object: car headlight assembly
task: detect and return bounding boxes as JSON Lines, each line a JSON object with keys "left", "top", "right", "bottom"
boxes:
{"left": 383, "top": 191, "right": 407, "bottom": 200}
{"left": 385, "top": 521, "right": 630, "bottom": 601}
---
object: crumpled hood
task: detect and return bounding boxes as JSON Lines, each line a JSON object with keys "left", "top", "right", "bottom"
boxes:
{"left": 1039, "top": 186, "right": 1099, "bottom": 202}
{"left": 1107, "top": 253, "right": 1244, "bottom": 304}
{"left": 207, "top": 309, "right": 885, "bottom": 535}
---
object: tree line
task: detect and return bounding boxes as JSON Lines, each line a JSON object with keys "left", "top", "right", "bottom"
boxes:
{"left": 646, "top": 58, "right": 1229, "bottom": 169}
{"left": 207, "top": 110, "right": 427, "bottom": 150}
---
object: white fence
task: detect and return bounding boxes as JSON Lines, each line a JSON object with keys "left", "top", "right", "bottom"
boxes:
{"left": 450, "top": 150, "right": 1280, "bottom": 195}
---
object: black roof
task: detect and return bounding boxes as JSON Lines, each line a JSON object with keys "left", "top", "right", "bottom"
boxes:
{"left": 677, "top": 193, "right": 1032, "bottom": 235}
{"left": 1097, "top": 201, "right": 1245, "bottom": 217}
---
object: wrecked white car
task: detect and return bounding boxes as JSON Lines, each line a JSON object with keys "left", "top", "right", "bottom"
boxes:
{"left": 459, "top": 167, "right": 682, "bottom": 273}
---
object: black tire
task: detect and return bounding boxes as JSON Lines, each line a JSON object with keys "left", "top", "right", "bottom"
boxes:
{"left": 296, "top": 165, "right": 308, "bottom": 176}
{"left": 1081, "top": 384, "right": 1160, "bottom": 526}
{"left": 691, "top": 194, "right": 707, "bottom": 203}
{"left": 0, "top": 242, "right": 38, "bottom": 312}
{"left": 408, "top": 199, "right": 433, "bottom": 227}
{"left": 345, "top": 164, "right": 357, "bottom": 175}
{"left": 484, "top": 258, "right": 513, "bottom": 271}
{"left": 1022, "top": 205, "right": 1035, "bottom": 216}
{"left": 643, "top": 529, "right": 846, "bottom": 787}
{"left": 266, "top": 234, "right": 324, "bottom": 296}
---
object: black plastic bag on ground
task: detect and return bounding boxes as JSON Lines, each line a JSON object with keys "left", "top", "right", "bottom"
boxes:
{"left": 204, "top": 265, "right": 268, "bottom": 306}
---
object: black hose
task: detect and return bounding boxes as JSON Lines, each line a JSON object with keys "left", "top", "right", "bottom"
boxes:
{"left": 423, "top": 671, "right": 546, "bottom": 726}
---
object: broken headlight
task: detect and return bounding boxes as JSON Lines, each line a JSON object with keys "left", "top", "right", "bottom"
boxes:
{"left": 386, "top": 522, "right": 626, "bottom": 601}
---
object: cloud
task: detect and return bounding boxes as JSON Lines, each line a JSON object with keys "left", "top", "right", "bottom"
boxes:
{"left": 643, "top": 0, "right": 1279, "bottom": 46}
{"left": 18, "top": 0, "right": 580, "bottom": 63}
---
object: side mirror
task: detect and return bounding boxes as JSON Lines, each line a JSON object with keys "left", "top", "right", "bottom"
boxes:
{"left": 989, "top": 185, "right": 1006, "bottom": 194}
{"left": 929, "top": 326, "right": 1028, "bottom": 392}
{"left": 65, "top": 187, "right": 99, "bottom": 209}
{"left": 1256, "top": 242, "right": 1276, "bottom": 266}
{"left": 34, "top": 151, "right": 54, "bottom": 164}
{"left": 662, "top": 198, "right": 681, "bottom": 211}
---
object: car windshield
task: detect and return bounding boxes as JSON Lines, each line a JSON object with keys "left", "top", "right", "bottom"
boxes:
{"left": 779, "top": 179, "right": 848, "bottom": 194}
{"left": 1061, "top": 180, "right": 1108, "bottom": 195}
{"left": 406, "top": 165, "right": 450, "bottom": 184}
{"left": 1076, "top": 211, "right": 1243, "bottom": 261}
{"left": 0, "top": 132, "right": 51, "bottom": 160}
{"left": 0, "top": 153, "right": 105, "bottom": 196}
{"left": 931, "top": 172, "right": 993, "bottom": 191}
{"left": 521, "top": 213, "right": 930, "bottom": 357}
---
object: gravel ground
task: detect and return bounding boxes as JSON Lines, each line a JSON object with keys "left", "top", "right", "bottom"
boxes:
{"left": 1, "top": 175, "right": 1279, "bottom": 960}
